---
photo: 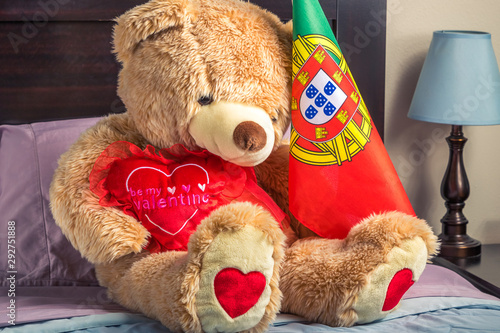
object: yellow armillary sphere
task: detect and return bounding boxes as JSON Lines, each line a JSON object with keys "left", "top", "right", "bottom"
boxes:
{"left": 290, "top": 34, "right": 372, "bottom": 166}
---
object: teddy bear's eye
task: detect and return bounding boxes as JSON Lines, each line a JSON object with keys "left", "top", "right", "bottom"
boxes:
{"left": 271, "top": 110, "right": 280, "bottom": 123}
{"left": 198, "top": 95, "right": 213, "bottom": 106}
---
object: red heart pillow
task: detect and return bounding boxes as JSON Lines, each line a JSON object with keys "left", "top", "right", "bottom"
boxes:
{"left": 90, "top": 142, "right": 286, "bottom": 253}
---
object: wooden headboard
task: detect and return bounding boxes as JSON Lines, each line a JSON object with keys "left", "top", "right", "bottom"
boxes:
{"left": 0, "top": 0, "right": 386, "bottom": 136}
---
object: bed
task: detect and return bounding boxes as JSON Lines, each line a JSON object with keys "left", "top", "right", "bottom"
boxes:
{"left": 1, "top": 0, "right": 500, "bottom": 332}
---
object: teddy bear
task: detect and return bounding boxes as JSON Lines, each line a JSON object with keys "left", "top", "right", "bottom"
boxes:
{"left": 50, "top": 0, "right": 438, "bottom": 332}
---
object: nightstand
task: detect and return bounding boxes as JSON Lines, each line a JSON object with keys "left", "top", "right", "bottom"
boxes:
{"left": 432, "top": 244, "right": 500, "bottom": 298}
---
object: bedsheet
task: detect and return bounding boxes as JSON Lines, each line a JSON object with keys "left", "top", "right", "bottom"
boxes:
{"left": 1, "top": 265, "right": 500, "bottom": 332}
{"left": 3, "top": 299, "right": 500, "bottom": 333}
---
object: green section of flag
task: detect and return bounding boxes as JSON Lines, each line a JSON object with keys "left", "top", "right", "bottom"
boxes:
{"left": 293, "top": 0, "right": 342, "bottom": 63}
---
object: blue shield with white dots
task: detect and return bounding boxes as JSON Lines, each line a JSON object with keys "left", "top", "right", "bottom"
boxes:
{"left": 300, "top": 69, "right": 347, "bottom": 125}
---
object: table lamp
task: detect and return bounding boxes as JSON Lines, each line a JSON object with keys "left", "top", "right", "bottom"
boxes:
{"left": 408, "top": 30, "right": 500, "bottom": 258}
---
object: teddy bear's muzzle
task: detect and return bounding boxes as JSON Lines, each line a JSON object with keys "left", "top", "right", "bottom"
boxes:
{"left": 188, "top": 101, "right": 275, "bottom": 167}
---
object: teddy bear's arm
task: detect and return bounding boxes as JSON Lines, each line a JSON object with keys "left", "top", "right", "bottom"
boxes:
{"left": 50, "top": 114, "right": 151, "bottom": 264}
{"left": 254, "top": 143, "right": 318, "bottom": 240}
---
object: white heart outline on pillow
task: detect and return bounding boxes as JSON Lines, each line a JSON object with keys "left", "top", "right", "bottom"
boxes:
{"left": 125, "top": 164, "right": 210, "bottom": 236}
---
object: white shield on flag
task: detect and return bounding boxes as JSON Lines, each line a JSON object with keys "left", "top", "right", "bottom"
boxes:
{"left": 291, "top": 45, "right": 360, "bottom": 143}
{"left": 299, "top": 69, "right": 347, "bottom": 125}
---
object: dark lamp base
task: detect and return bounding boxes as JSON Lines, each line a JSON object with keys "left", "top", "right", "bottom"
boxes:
{"left": 438, "top": 234, "right": 481, "bottom": 258}
{"left": 437, "top": 125, "right": 482, "bottom": 259}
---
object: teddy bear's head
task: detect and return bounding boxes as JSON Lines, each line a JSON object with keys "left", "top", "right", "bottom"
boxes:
{"left": 113, "top": 0, "right": 292, "bottom": 166}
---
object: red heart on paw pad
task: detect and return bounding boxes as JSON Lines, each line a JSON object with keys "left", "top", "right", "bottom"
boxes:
{"left": 382, "top": 268, "right": 415, "bottom": 311}
{"left": 214, "top": 267, "right": 267, "bottom": 319}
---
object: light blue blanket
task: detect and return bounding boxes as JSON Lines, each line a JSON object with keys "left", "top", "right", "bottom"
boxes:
{"left": 3, "top": 297, "right": 500, "bottom": 333}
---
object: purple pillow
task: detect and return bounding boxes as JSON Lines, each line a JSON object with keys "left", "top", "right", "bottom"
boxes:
{"left": 0, "top": 118, "right": 101, "bottom": 286}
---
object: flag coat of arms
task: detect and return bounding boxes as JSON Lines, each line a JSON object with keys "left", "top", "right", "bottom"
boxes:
{"left": 289, "top": 0, "right": 415, "bottom": 239}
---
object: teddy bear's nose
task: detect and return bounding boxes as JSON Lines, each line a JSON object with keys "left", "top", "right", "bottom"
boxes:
{"left": 233, "top": 121, "right": 268, "bottom": 152}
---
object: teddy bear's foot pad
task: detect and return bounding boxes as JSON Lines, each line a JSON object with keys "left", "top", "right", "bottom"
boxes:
{"left": 195, "top": 225, "right": 276, "bottom": 333}
{"left": 352, "top": 236, "right": 428, "bottom": 324}
{"left": 382, "top": 268, "right": 414, "bottom": 311}
{"left": 214, "top": 267, "right": 267, "bottom": 318}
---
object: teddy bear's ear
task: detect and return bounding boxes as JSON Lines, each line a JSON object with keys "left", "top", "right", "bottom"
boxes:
{"left": 113, "top": 0, "right": 197, "bottom": 63}
{"left": 284, "top": 20, "right": 293, "bottom": 37}
{"left": 280, "top": 19, "right": 293, "bottom": 46}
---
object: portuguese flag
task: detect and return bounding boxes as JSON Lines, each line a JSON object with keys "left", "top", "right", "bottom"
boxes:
{"left": 289, "top": 0, "right": 414, "bottom": 239}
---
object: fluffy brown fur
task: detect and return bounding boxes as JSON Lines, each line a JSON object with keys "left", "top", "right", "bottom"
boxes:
{"left": 50, "top": 0, "right": 438, "bottom": 332}
{"left": 280, "top": 212, "right": 438, "bottom": 326}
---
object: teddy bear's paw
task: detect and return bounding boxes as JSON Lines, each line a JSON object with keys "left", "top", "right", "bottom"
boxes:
{"left": 184, "top": 202, "right": 284, "bottom": 333}
{"left": 352, "top": 236, "right": 428, "bottom": 324}
{"left": 195, "top": 227, "right": 275, "bottom": 333}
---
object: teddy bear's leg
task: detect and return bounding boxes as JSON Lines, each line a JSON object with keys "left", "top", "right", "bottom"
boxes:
{"left": 95, "top": 250, "right": 192, "bottom": 333}
{"left": 95, "top": 202, "right": 284, "bottom": 333}
{"left": 185, "top": 201, "right": 285, "bottom": 333}
{"left": 280, "top": 211, "right": 438, "bottom": 327}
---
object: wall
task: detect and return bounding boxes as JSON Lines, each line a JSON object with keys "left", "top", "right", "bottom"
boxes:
{"left": 385, "top": 0, "right": 500, "bottom": 244}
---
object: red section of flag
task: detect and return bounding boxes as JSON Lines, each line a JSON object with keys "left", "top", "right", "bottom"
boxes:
{"left": 289, "top": 47, "right": 414, "bottom": 240}
{"left": 289, "top": 124, "right": 415, "bottom": 240}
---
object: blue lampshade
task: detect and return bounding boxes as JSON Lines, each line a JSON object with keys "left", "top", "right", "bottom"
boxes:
{"left": 408, "top": 30, "right": 500, "bottom": 125}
